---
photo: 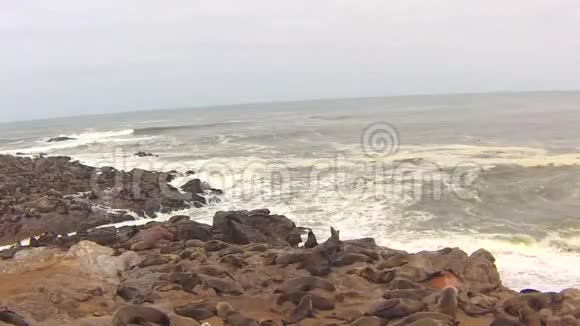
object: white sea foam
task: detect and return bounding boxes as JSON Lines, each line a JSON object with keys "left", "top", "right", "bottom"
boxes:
{"left": 0, "top": 129, "right": 146, "bottom": 155}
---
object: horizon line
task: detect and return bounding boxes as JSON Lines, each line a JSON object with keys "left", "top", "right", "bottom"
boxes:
{"left": 2, "top": 88, "right": 580, "bottom": 125}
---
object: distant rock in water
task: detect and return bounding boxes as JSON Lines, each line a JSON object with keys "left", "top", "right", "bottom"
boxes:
{"left": 47, "top": 136, "right": 76, "bottom": 142}
{"left": 134, "top": 151, "right": 158, "bottom": 157}
{"left": 181, "top": 178, "right": 223, "bottom": 196}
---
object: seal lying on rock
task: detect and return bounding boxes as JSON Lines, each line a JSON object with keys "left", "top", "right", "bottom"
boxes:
{"left": 217, "top": 301, "right": 259, "bottom": 326}
{"left": 390, "top": 312, "right": 454, "bottom": 326}
{"left": 383, "top": 289, "right": 433, "bottom": 301}
{"left": 174, "top": 301, "right": 216, "bottom": 320}
{"left": 275, "top": 276, "right": 336, "bottom": 293}
{"left": 366, "top": 299, "right": 426, "bottom": 320}
{"left": 348, "top": 266, "right": 395, "bottom": 284}
{"left": 0, "top": 309, "right": 29, "bottom": 326}
{"left": 112, "top": 306, "right": 170, "bottom": 326}
{"left": 276, "top": 291, "right": 335, "bottom": 310}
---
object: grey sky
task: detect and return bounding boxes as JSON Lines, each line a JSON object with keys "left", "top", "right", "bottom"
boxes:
{"left": 1, "top": 1, "right": 579, "bottom": 122}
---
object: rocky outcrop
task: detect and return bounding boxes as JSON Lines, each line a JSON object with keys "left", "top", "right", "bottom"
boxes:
{"left": 0, "top": 213, "right": 578, "bottom": 326}
{"left": 0, "top": 155, "right": 221, "bottom": 245}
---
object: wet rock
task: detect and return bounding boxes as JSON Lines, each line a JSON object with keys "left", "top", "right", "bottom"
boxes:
{"left": 134, "top": 151, "right": 158, "bottom": 157}
{"left": 181, "top": 179, "right": 206, "bottom": 194}
{"left": 174, "top": 220, "right": 213, "bottom": 242}
{"left": 81, "top": 226, "right": 118, "bottom": 246}
{"left": 48, "top": 136, "right": 76, "bottom": 142}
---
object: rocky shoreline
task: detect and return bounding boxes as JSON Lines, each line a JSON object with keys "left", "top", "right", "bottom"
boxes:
{"left": 0, "top": 155, "right": 219, "bottom": 246}
{"left": 0, "top": 155, "right": 579, "bottom": 325}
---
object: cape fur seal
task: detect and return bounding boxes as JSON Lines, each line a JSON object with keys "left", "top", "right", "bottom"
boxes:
{"left": 112, "top": 306, "right": 170, "bottom": 326}
{"left": 434, "top": 287, "right": 458, "bottom": 317}
{"left": 0, "top": 309, "right": 29, "bottom": 326}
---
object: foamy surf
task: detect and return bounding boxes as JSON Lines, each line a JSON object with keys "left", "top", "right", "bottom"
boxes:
{"left": 0, "top": 129, "right": 161, "bottom": 155}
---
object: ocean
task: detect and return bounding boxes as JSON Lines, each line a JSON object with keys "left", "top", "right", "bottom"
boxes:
{"left": 1, "top": 91, "right": 580, "bottom": 291}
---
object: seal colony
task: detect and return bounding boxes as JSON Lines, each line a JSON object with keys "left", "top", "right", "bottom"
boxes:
{"left": 0, "top": 155, "right": 579, "bottom": 325}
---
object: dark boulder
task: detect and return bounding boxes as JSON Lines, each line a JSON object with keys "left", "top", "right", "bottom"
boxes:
{"left": 47, "top": 136, "right": 76, "bottom": 142}
{"left": 173, "top": 220, "right": 212, "bottom": 242}
{"left": 134, "top": 151, "right": 158, "bottom": 157}
{"left": 212, "top": 209, "right": 302, "bottom": 246}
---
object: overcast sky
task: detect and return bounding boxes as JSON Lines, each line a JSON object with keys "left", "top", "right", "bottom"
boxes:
{"left": 1, "top": 1, "right": 579, "bottom": 122}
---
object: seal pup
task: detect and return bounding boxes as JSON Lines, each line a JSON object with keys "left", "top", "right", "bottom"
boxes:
{"left": 216, "top": 301, "right": 236, "bottom": 318}
{"left": 112, "top": 306, "right": 170, "bottom": 326}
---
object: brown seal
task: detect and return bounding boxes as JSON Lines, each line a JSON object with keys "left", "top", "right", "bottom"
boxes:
{"left": 0, "top": 309, "right": 29, "bottom": 326}
{"left": 286, "top": 294, "right": 314, "bottom": 324}
{"left": 112, "top": 306, "right": 170, "bottom": 326}
{"left": 304, "top": 230, "right": 318, "bottom": 248}
{"left": 434, "top": 287, "right": 458, "bottom": 317}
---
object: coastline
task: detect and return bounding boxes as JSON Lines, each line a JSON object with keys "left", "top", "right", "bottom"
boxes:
{"left": 1, "top": 154, "right": 579, "bottom": 325}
